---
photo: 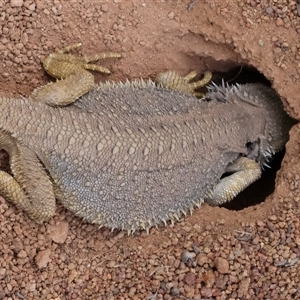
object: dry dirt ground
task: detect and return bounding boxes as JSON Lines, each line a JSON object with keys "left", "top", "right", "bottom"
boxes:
{"left": 0, "top": 0, "right": 300, "bottom": 299}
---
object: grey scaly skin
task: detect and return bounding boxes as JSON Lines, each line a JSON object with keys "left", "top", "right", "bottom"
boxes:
{"left": 0, "top": 44, "right": 295, "bottom": 233}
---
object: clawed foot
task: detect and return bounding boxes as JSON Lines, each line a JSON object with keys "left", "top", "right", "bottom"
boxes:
{"left": 33, "top": 43, "right": 121, "bottom": 106}
{"left": 43, "top": 42, "right": 121, "bottom": 79}
{"left": 156, "top": 70, "right": 212, "bottom": 97}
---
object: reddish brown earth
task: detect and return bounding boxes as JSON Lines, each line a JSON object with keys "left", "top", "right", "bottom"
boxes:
{"left": 0, "top": 1, "right": 300, "bottom": 299}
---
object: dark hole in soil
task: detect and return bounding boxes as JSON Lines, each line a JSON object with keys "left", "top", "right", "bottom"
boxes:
{"left": 210, "top": 65, "right": 271, "bottom": 86}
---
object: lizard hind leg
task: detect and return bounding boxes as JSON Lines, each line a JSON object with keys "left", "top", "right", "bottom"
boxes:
{"left": 0, "top": 130, "right": 56, "bottom": 223}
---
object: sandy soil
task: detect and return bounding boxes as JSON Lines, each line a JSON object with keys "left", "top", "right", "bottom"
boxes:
{"left": 0, "top": 0, "right": 300, "bottom": 299}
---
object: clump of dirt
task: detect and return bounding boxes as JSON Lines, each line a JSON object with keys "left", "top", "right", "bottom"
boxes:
{"left": 0, "top": 1, "right": 300, "bottom": 299}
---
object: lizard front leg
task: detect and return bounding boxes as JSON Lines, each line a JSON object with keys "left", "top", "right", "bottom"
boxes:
{"left": 205, "top": 157, "right": 262, "bottom": 206}
{"left": 32, "top": 42, "right": 121, "bottom": 106}
{"left": 156, "top": 70, "right": 212, "bottom": 97}
{"left": 0, "top": 131, "right": 56, "bottom": 223}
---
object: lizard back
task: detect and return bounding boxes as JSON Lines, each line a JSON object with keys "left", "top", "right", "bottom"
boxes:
{"left": 26, "top": 82, "right": 268, "bottom": 231}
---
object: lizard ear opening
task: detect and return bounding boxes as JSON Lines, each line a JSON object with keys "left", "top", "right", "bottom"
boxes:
{"left": 221, "top": 150, "right": 285, "bottom": 211}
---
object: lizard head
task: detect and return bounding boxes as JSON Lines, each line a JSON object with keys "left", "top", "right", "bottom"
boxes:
{"left": 205, "top": 81, "right": 296, "bottom": 168}
{"left": 235, "top": 83, "right": 296, "bottom": 168}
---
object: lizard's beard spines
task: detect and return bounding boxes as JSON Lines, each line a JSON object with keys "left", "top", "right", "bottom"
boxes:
{"left": 260, "top": 147, "right": 276, "bottom": 170}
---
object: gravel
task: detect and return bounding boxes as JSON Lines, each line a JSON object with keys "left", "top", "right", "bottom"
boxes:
{"left": 0, "top": 0, "right": 299, "bottom": 299}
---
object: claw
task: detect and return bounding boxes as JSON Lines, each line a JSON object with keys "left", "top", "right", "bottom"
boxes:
{"left": 156, "top": 70, "right": 212, "bottom": 97}
{"left": 36, "top": 43, "right": 121, "bottom": 106}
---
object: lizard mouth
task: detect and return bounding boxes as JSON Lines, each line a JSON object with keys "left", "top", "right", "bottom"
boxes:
{"left": 245, "top": 140, "right": 274, "bottom": 169}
